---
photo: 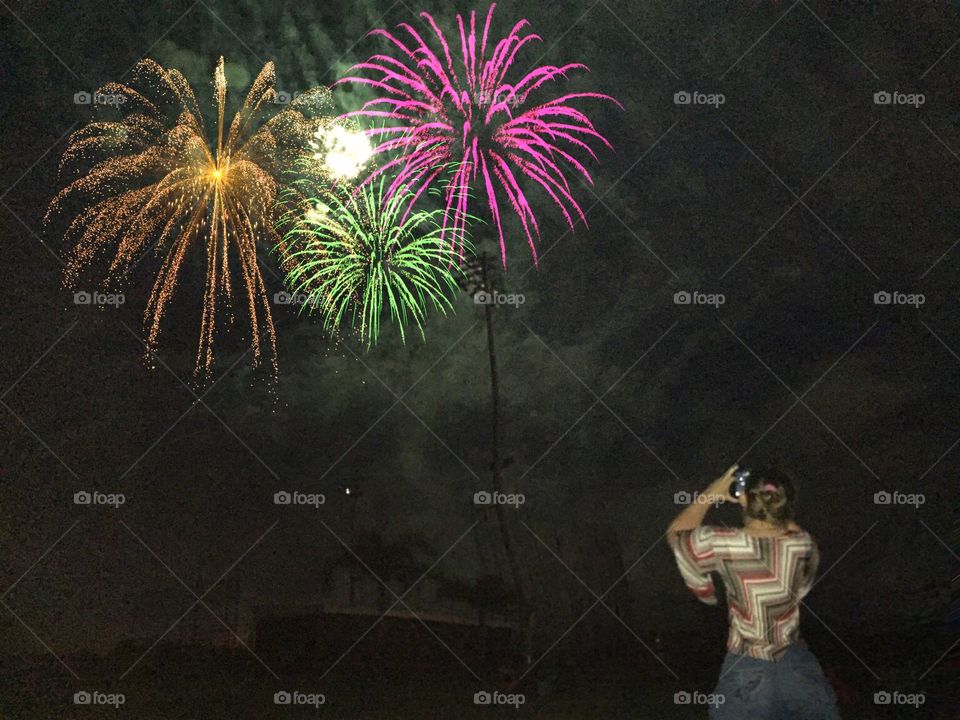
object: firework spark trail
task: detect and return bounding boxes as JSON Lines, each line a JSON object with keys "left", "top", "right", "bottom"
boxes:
{"left": 47, "top": 57, "right": 341, "bottom": 378}
{"left": 337, "top": 3, "right": 620, "bottom": 269}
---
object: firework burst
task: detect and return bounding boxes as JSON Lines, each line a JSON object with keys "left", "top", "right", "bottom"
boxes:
{"left": 277, "top": 177, "right": 468, "bottom": 348}
{"left": 47, "top": 57, "right": 340, "bottom": 378}
{"left": 338, "top": 3, "right": 619, "bottom": 267}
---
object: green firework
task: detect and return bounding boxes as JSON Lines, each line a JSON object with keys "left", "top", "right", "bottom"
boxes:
{"left": 277, "top": 178, "right": 470, "bottom": 348}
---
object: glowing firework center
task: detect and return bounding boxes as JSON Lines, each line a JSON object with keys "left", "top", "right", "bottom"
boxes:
{"left": 311, "top": 125, "right": 373, "bottom": 180}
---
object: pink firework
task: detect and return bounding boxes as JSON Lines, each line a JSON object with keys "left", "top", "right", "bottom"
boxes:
{"left": 338, "top": 3, "right": 620, "bottom": 267}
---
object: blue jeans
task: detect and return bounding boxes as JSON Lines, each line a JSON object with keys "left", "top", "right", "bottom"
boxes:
{"left": 709, "top": 641, "right": 841, "bottom": 720}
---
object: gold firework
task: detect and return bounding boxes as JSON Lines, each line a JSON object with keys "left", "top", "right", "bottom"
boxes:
{"left": 47, "top": 57, "right": 339, "bottom": 377}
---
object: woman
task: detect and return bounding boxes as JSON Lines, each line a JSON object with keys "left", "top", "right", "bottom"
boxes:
{"left": 666, "top": 465, "right": 841, "bottom": 720}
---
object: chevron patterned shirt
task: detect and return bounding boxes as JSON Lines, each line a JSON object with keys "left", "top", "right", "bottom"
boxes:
{"left": 673, "top": 525, "right": 820, "bottom": 661}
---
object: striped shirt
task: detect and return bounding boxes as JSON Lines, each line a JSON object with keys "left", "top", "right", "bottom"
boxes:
{"left": 672, "top": 525, "right": 819, "bottom": 661}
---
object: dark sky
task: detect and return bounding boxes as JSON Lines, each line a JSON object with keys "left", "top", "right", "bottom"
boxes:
{"left": 0, "top": 0, "right": 956, "bottom": 704}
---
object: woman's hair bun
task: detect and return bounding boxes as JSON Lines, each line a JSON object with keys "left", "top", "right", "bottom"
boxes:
{"left": 744, "top": 467, "right": 796, "bottom": 526}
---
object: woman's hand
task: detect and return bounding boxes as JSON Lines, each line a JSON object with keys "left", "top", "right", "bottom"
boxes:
{"left": 703, "top": 464, "right": 739, "bottom": 504}
{"left": 666, "top": 464, "right": 739, "bottom": 548}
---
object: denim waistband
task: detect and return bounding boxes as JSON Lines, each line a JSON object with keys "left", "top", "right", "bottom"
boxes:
{"left": 725, "top": 639, "right": 810, "bottom": 665}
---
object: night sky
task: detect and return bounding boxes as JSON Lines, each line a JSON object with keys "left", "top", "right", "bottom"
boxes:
{"left": 1, "top": 1, "right": 958, "bottom": 718}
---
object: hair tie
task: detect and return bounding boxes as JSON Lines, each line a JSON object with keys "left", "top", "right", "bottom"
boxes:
{"left": 762, "top": 482, "right": 778, "bottom": 492}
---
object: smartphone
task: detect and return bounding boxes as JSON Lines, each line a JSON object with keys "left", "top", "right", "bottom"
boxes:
{"left": 729, "top": 468, "right": 751, "bottom": 499}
